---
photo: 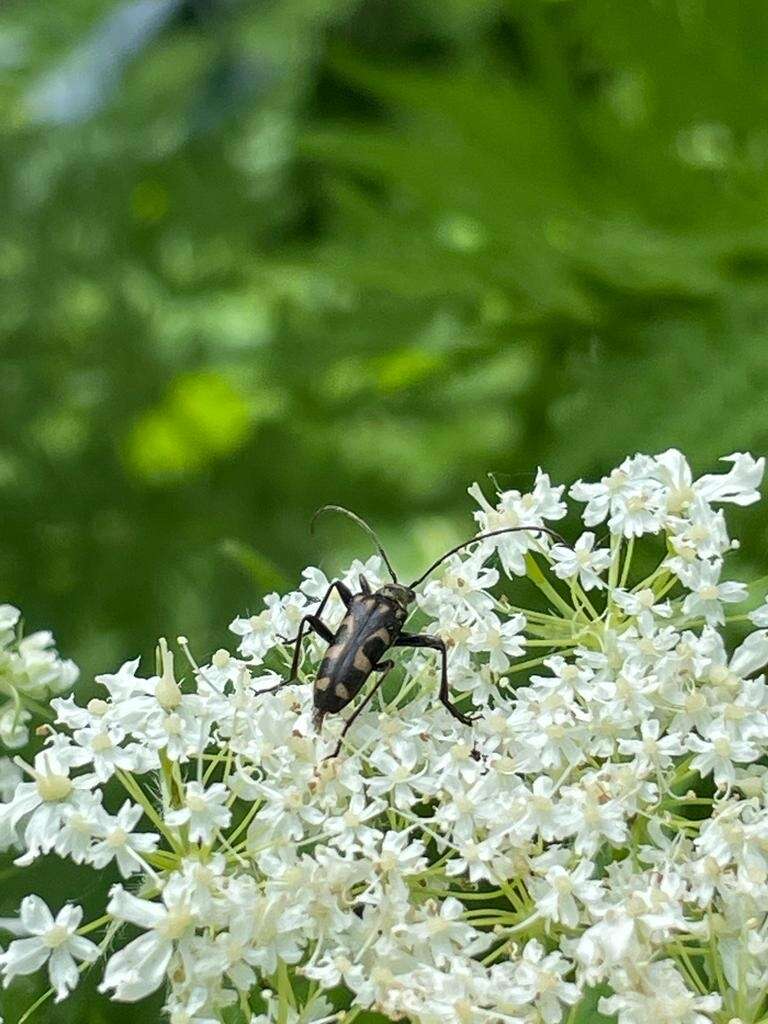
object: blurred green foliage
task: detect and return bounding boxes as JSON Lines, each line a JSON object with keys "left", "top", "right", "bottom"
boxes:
{"left": 1, "top": 0, "right": 768, "bottom": 1020}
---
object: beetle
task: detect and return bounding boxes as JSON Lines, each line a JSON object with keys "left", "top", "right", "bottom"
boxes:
{"left": 270, "top": 506, "right": 564, "bottom": 757}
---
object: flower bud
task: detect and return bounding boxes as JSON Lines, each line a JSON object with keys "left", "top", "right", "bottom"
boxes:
{"left": 155, "top": 637, "right": 182, "bottom": 709}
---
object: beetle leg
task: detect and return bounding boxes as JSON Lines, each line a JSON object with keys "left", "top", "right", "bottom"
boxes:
{"left": 287, "top": 615, "right": 334, "bottom": 680}
{"left": 278, "top": 580, "right": 352, "bottom": 645}
{"left": 326, "top": 659, "right": 394, "bottom": 761}
{"left": 261, "top": 583, "right": 354, "bottom": 698}
{"left": 394, "top": 633, "right": 478, "bottom": 726}
{"left": 255, "top": 610, "right": 337, "bottom": 697}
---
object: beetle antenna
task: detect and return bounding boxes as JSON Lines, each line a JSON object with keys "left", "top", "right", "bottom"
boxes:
{"left": 409, "top": 525, "right": 566, "bottom": 588}
{"left": 311, "top": 505, "right": 399, "bottom": 583}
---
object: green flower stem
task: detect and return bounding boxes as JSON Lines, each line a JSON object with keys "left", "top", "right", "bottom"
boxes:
{"left": 607, "top": 533, "right": 623, "bottom": 610}
{"left": 524, "top": 554, "right": 575, "bottom": 617}
{"left": 19, "top": 693, "right": 55, "bottom": 722}
{"left": 708, "top": 910, "right": 728, "bottom": 998}
{"left": 503, "top": 654, "right": 557, "bottom": 676}
{"left": 671, "top": 943, "right": 708, "bottom": 996}
{"left": 277, "top": 959, "right": 296, "bottom": 1024}
{"left": 464, "top": 914, "right": 518, "bottom": 927}
{"left": 654, "top": 573, "right": 678, "bottom": 600}
{"left": 481, "top": 938, "right": 514, "bottom": 966}
{"left": 116, "top": 768, "right": 183, "bottom": 855}
{"left": 77, "top": 913, "right": 111, "bottom": 936}
{"left": 525, "top": 639, "right": 581, "bottom": 648}
{"left": 619, "top": 537, "right": 635, "bottom": 589}
{"left": 228, "top": 799, "right": 264, "bottom": 848}
{"left": 499, "top": 600, "right": 570, "bottom": 625}
{"left": 522, "top": 622, "right": 579, "bottom": 640}
{"left": 568, "top": 585, "right": 595, "bottom": 623}
{"left": 203, "top": 745, "right": 228, "bottom": 784}
{"left": 145, "top": 849, "right": 180, "bottom": 870}
{"left": 631, "top": 564, "right": 666, "bottom": 593}
{"left": 422, "top": 888, "right": 506, "bottom": 901}
{"left": 18, "top": 985, "right": 54, "bottom": 1023}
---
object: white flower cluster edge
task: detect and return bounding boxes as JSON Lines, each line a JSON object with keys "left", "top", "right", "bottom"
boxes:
{"left": 0, "top": 450, "right": 767, "bottom": 1024}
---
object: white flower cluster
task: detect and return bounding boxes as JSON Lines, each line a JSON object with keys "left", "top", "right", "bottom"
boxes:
{"left": 1, "top": 450, "right": 768, "bottom": 1024}
{"left": 0, "top": 604, "right": 78, "bottom": 750}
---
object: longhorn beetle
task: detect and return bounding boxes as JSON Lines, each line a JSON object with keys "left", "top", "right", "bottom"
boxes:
{"left": 271, "top": 507, "right": 565, "bottom": 758}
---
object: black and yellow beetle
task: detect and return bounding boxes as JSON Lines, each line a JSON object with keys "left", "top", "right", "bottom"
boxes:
{"left": 273, "top": 506, "right": 563, "bottom": 756}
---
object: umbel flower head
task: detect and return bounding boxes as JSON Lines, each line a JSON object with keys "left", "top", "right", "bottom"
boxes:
{"left": 0, "top": 605, "right": 78, "bottom": 749}
{"left": 1, "top": 448, "right": 768, "bottom": 1024}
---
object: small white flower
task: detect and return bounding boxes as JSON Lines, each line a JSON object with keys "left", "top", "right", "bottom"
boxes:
{"left": 0, "top": 896, "right": 98, "bottom": 1002}
{"left": 0, "top": 604, "right": 20, "bottom": 637}
{"left": 617, "top": 718, "right": 685, "bottom": 770}
{"left": 599, "top": 959, "right": 721, "bottom": 1024}
{"left": 687, "top": 725, "right": 760, "bottom": 787}
{"left": 406, "top": 897, "right": 491, "bottom": 966}
{"left": 101, "top": 877, "right": 195, "bottom": 1002}
{"left": 502, "top": 940, "right": 579, "bottom": 1024}
{"left": 229, "top": 609, "right": 281, "bottom": 663}
{"left": 559, "top": 782, "right": 628, "bottom": 856}
{"left": 613, "top": 587, "right": 672, "bottom": 632}
{"left": 54, "top": 792, "right": 104, "bottom": 863}
{"left": 467, "top": 612, "right": 526, "bottom": 672}
{"left": 90, "top": 801, "right": 160, "bottom": 877}
{"left": 680, "top": 558, "right": 748, "bottom": 625}
{"left": 529, "top": 858, "right": 603, "bottom": 928}
{"left": 0, "top": 759, "right": 22, "bottom": 802}
{"left": 2, "top": 746, "right": 92, "bottom": 866}
{"left": 550, "top": 532, "right": 612, "bottom": 590}
{"left": 166, "top": 782, "right": 231, "bottom": 844}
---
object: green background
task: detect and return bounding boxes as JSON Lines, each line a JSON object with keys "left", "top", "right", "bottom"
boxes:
{"left": 1, "top": 0, "right": 767, "bottom": 1020}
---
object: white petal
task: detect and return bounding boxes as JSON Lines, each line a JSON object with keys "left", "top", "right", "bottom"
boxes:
{"left": 749, "top": 600, "right": 768, "bottom": 627}
{"left": 55, "top": 904, "right": 83, "bottom": 932}
{"left": 730, "top": 630, "right": 768, "bottom": 677}
{"left": 19, "top": 895, "right": 54, "bottom": 936}
{"left": 1, "top": 936, "right": 49, "bottom": 979}
{"left": 49, "top": 948, "right": 79, "bottom": 1002}
{"left": 6, "top": 786, "right": 43, "bottom": 828}
{"left": 68, "top": 934, "right": 100, "bottom": 963}
{"left": 654, "top": 448, "right": 692, "bottom": 488}
{"left": 697, "top": 453, "right": 765, "bottom": 506}
{"left": 100, "top": 932, "right": 171, "bottom": 1002}
{"left": 0, "top": 917, "right": 28, "bottom": 938}
{"left": 106, "top": 886, "right": 165, "bottom": 930}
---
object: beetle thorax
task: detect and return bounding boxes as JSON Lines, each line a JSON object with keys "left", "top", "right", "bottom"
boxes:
{"left": 376, "top": 583, "right": 415, "bottom": 610}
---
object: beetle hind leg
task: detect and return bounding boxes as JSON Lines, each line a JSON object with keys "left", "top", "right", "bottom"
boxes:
{"left": 325, "top": 659, "right": 394, "bottom": 761}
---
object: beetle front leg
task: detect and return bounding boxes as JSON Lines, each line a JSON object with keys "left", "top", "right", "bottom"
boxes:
{"left": 287, "top": 615, "right": 335, "bottom": 680}
{"left": 256, "top": 611, "right": 335, "bottom": 696}
{"left": 279, "top": 580, "right": 352, "bottom": 646}
{"left": 394, "top": 633, "right": 478, "bottom": 726}
{"left": 260, "top": 583, "right": 353, "bottom": 697}
{"left": 256, "top": 611, "right": 336, "bottom": 697}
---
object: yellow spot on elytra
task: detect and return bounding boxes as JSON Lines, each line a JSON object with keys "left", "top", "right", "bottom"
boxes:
{"left": 353, "top": 649, "right": 371, "bottom": 672}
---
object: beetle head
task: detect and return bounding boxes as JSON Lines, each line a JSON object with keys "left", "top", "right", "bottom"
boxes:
{"left": 377, "top": 583, "right": 416, "bottom": 610}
